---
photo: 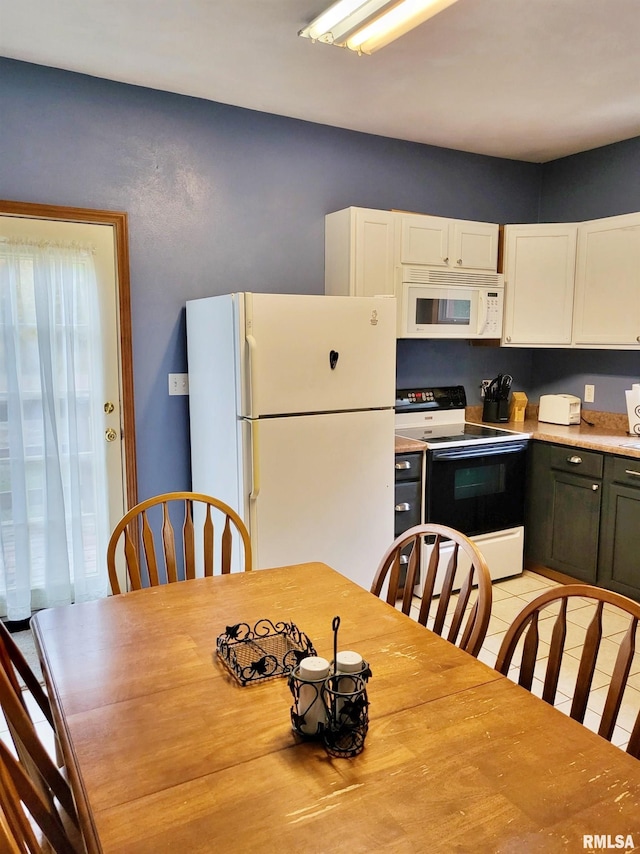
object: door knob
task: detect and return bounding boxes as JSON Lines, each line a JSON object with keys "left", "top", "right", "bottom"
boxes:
{"left": 105, "top": 427, "right": 118, "bottom": 442}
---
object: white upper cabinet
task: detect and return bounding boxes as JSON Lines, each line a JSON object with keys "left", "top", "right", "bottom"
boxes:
{"left": 502, "top": 224, "right": 577, "bottom": 346}
{"left": 398, "top": 214, "right": 449, "bottom": 267}
{"left": 325, "top": 207, "right": 396, "bottom": 298}
{"left": 451, "top": 219, "right": 500, "bottom": 271}
{"left": 398, "top": 213, "right": 498, "bottom": 270}
{"left": 573, "top": 213, "right": 640, "bottom": 346}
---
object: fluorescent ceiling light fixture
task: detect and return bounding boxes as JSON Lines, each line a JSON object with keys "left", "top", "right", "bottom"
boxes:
{"left": 299, "top": 0, "right": 459, "bottom": 54}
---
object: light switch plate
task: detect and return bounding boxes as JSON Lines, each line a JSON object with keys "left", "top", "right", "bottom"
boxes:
{"left": 168, "top": 373, "right": 189, "bottom": 396}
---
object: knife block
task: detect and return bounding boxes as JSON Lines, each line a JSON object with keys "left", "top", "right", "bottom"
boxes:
{"left": 483, "top": 398, "right": 510, "bottom": 423}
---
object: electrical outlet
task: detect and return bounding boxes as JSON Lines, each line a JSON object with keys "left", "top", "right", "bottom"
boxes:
{"left": 480, "top": 379, "right": 492, "bottom": 399}
{"left": 584, "top": 384, "right": 595, "bottom": 403}
{"left": 168, "top": 373, "right": 189, "bottom": 396}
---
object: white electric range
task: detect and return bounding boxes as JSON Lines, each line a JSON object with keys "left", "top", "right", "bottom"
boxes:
{"left": 395, "top": 385, "right": 530, "bottom": 584}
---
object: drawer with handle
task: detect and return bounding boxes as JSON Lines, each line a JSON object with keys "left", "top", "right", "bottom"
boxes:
{"left": 394, "top": 452, "right": 422, "bottom": 482}
{"left": 605, "top": 454, "right": 640, "bottom": 488}
{"left": 394, "top": 481, "right": 421, "bottom": 536}
{"left": 547, "top": 443, "right": 603, "bottom": 478}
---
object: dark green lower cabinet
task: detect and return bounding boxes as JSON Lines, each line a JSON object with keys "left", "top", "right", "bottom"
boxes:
{"left": 598, "top": 455, "right": 640, "bottom": 601}
{"left": 525, "top": 441, "right": 602, "bottom": 584}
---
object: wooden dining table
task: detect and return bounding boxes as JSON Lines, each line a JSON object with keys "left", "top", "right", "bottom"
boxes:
{"left": 32, "top": 562, "right": 640, "bottom": 853}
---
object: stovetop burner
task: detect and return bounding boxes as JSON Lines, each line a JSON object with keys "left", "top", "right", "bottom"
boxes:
{"left": 395, "top": 385, "right": 529, "bottom": 449}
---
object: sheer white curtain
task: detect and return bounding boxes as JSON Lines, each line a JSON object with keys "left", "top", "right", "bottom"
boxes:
{"left": 0, "top": 238, "right": 110, "bottom": 620}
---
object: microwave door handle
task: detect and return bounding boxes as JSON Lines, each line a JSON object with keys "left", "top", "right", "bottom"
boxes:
{"left": 477, "top": 292, "right": 487, "bottom": 335}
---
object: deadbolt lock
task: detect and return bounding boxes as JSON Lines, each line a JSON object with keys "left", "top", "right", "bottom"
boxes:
{"left": 104, "top": 401, "right": 115, "bottom": 414}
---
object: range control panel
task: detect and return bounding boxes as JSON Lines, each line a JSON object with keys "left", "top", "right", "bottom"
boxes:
{"left": 395, "top": 385, "right": 467, "bottom": 413}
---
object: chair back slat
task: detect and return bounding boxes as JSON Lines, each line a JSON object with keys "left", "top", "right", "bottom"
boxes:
{"left": 141, "top": 512, "right": 161, "bottom": 586}
{"left": 418, "top": 535, "right": 441, "bottom": 624}
{"left": 0, "top": 741, "right": 78, "bottom": 854}
{"left": 495, "top": 584, "right": 640, "bottom": 759}
{"left": 183, "top": 501, "right": 196, "bottom": 580}
{"left": 123, "top": 528, "right": 143, "bottom": 589}
{"left": 372, "top": 524, "right": 492, "bottom": 657}
{"left": 401, "top": 537, "right": 421, "bottom": 615}
{"left": 0, "top": 748, "right": 40, "bottom": 853}
{"left": 0, "top": 669, "right": 78, "bottom": 832}
{"left": 433, "top": 546, "right": 458, "bottom": 636}
{"left": 518, "top": 613, "right": 540, "bottom": 690}
{"left": 571, "top": 602, "right": 604, "bottom": 722}
{"left": 161, "top": 503, "right": 179, "bottom": 584}
{"left": 542, "top": 599, "right": 568, "bottom": 704}
{"left": 598, "top": 617, "right": 637, "bottom": 741}
{"left": 446, "top": 557, "right": 471, "bottom": 643}
{"left": 107, "top": 492, "right": 252, "bottom": 594}
{"left": 221, "top": 516, "right": 233, "bottom": 575}
{"left": 203, "top": 505, "right": 214, "bottom": 577}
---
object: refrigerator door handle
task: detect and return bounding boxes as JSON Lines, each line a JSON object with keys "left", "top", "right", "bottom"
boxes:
{"left": 249, "top": 419, "right": 260, "bottom": 500}
{"left": 246, "top": 334, "right": 258, "bottom": 418}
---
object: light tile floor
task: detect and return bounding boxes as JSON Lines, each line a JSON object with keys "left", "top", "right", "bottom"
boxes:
{"left": 2, "top": 570, "right": 639, "bottom": 759}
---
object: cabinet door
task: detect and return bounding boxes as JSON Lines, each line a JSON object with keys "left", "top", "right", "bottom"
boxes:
{"left": 573, "top": 212, "right": 640, "bottom": 346}
{"left": 598, "top": 456, "right": 640, "bottom": 600}
{"left": 451, "top": 219, "right": 498, "bottom": 271}
{"left": 354, "top": 209, "right": 396, "bottom": 297}
{"left": 547, "top": 471, "right": 601, "bottom": 582}
{"left": 502, "top": 224, "right": 577, "bottom": 346}
{"left": 398, "top": 214, "right": 449, "bottom": 266}
{"left": 324, "top": 207, "right": 395, "bottom": 297}
{"left": 525, "top": 442, "right": 602, "bottom": 583}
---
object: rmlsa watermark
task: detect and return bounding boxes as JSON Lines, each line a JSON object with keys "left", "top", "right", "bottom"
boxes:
{"left": 583, "top": 835, "right": 636, "bottom": 850}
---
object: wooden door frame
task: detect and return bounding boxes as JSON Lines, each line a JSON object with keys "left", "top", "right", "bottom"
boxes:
{"left": 0, "top": 199, "right": 138, "bottom": 513}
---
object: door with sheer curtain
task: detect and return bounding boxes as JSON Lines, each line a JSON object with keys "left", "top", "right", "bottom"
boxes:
{"left": 0, "top": 216, "right": 125, "bottom": 620}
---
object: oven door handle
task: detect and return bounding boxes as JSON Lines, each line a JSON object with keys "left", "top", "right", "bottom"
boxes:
{"left": 431, "top": 442, "right": 528, "bottom": 461}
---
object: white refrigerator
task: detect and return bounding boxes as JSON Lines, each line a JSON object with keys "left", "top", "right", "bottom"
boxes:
{"left": 186, "top": 292, "right": 396, "bottom": 590}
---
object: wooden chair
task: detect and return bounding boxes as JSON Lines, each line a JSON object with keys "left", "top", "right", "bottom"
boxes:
{"left": 371, "top": 523, "right": 493, "bottom": 657}
{"left": 0, "top": 621, "right": 54, "bottom": 732}
{"left": 107, "top": 491, "right": 252, "bottom": 594}
{"left": 495, "top": 584, "right": 640, "bottom": 759}
{"left": 0, "top": 668, "right": 82, "bottom": 853}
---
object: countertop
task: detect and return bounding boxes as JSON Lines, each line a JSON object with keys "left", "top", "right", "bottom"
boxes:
{"left": 395, "top": 408, "right": 640, "bottom": 460}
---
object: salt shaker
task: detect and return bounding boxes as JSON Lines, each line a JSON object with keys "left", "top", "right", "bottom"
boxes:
{"left": 290, "top": 656, "right": 331, "bottom": 736}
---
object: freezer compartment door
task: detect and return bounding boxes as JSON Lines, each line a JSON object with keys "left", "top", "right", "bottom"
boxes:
{"left": 243, "top": 409, "right": 394, "bottom": 590}
{"left": 240, "top": 293, "right": 396, "bottom": 417}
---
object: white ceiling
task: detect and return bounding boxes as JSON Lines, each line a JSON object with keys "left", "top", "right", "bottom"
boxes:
{"left": 1, "top": 0, "right": 640, "bottom": 163}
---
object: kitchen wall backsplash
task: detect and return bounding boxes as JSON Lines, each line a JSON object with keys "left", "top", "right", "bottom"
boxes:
{"left": 397, "top": 339, "right": 640, "bottom": 414}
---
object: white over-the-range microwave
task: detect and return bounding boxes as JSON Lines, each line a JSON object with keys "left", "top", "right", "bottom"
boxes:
{"left": 397, "top": 267, "right": 504, "bottom": 339}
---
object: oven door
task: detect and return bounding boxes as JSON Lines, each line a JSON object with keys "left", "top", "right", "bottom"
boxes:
{"left": 425, "top": 441, "right": 528, "bottom": 536}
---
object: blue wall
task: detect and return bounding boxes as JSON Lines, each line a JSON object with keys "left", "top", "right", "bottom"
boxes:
{"left": 1, "top": 56, "right": 639, "bottom": 501}
{"left": 0, "top": 58, "right": 542, "bottom": 498}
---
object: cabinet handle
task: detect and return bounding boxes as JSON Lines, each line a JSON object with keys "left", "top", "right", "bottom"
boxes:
{"left": 637, "top": 336, "right": 640, "bottom": 343}
{"left": 395, "top": 461, "right": 411, "bottom": 470}
{"left": 395, "top": 503, "right": 411, "bottom": 512}
{"left": 592, "top": 484, "right": 599, "bottom": 491}
{"left": 567, "top": 455, "right": 583, "bottom": 465}
{"left": 506, "top": 335, "right": 511, "bottom": 342}
{"left": 443, "top": 257, "right": 449, "bottom": 263}
{"left": 625, "top": 469, "right": 640, "bottom": 478}
{"left": 457, "top": 258, "right": 463, "bottom": 265}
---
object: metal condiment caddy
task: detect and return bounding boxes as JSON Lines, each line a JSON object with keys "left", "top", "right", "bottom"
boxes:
{"left": 288, "top": 616, "right": 371, "bottom": 758}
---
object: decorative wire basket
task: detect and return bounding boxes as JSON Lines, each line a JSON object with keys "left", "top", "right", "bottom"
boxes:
{"left": 216, "top": 619, "right": 317, "bottom": 686}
